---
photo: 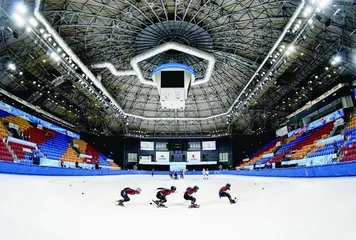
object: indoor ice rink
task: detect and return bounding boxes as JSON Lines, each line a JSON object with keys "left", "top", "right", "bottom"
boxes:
{"left": 1, "top": 174, "right": 356, "bottom": 240}
{"left": 2, "top": 0, "right": 356, "bottom": 240}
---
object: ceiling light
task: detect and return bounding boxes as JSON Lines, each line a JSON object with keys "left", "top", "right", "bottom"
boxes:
{"left": 15, "top": 3, "right": 28, "bottom": 14}
{"left": 50, "top": 52, "right": 61, "bottom": 62}
{"left": 19, "top": 71, "right": 23, "bottom": 75}
{"left": 7, "top": 63, "right": 16, "bottom": 71}
{"left": 303, "top": 6, "right": 313, "bottom": 17}
{"left": 29, "top": 18, "right": 38, "bottom": 27}
{"left": 57, "top": 47, "right": 62, "bottom": 53}
{"left": 39, "top": 29, "right": 45, "bottom": 33}
{"left": 331, "top": 55, "right": 342, "bottom": 65}
{"left": 12, "top": 13, "right": 25, "bottom": 27}
{"left": 317, "top": 0, "right": 331, "bottom": 9}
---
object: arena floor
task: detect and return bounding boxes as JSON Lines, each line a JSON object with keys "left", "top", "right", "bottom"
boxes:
{"left": 0, "top": 173, "right": 355, "bottom": 240}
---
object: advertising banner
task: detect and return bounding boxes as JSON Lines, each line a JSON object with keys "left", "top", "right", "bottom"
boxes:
{"left": 0, "top": 101, "right": 80, "bottom": 139}
{"left": 288, "top": 109, "right": 344, "bottom": 137}
{"left": 187, "top": 151, "right": 201, "bottom": 161}
{"left": 155, "top": 152, "right": 169, "bottom": 162}
{"left": 139, "top": 156, "right": 152, "bottom": 161}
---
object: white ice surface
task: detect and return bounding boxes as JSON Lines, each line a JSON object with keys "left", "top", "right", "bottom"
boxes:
{"left": 1, "top": 174, "right": 356, "bottom": 240}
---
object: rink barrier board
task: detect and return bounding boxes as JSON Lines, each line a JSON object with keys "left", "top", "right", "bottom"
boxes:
{"left": 1, "top": 161, "right": 356, "bottom": 177}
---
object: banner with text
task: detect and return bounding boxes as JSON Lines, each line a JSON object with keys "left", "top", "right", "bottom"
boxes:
{"left": 0, "top": 101, "right": 80, "bottom": 139}
{"left": 187, "top": 151, "right": 201, "bottom": 161}
{"left": 155, "top": 152, "right": 169, "bottom": 162}
{"left": 288, "top": 109, "right": 344, "bottom": 137}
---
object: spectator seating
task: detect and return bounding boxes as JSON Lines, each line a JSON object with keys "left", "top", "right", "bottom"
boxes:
{"left": 2, "top": 116, "right": 31, "bottom": 132}
{"left": 0, "top": 139, "right": 13, "bottom": 161}
{"left": 24, "top": 126, "right": 56, "bottom": 145}
{"left": 254, "top": 156, "right": 273, "bottom": 165}
{"left": 7, "top": 141, "right": 36, "bottom": 160}
{"left": 340, "top": 113, "right": 356, "bottom": 162}
{"left": 61, "top": 146, "right": 83, "bottom": 163}
{"left": 0, "top": 122, "right": 8, "bottom": 138}
{"left": 72, "top": 138, "right": 99, "bottom": 163}
{"left": 239, "top": 137, "right": 285, "bottom": 167}
{"left": 85, "top": 144, "right": 99, "bottom": 163}
{"left": 73, "top": 138, "right": 87, "bottom": 153}
{"left": 98, "top": 152, "right": 111, "bottom": 166}
{"left": 0, "top": 108, "right": 113, "bottom": 169}
{"left": 308, "top": 140, "right": 343, "bottom": 158}
{"left": 110, "top": 161, "right": 120, "bottom": 168}
{"left": 269, "top": 122, "right": 334, "bottom": 163}
{"left": 39, "top": 133, "right": 72, "bottom": 160}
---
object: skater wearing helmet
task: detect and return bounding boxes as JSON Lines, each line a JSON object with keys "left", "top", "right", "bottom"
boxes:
{"left": 219, "top": 183, "right": 236, "bottom": 204}
{"left": 116, "top": 187, "right": 141, "bottom": 206}
{"left": 184, "top": 186, "right": 199, "bottom": 208}
{"left": 153, "top": 186, "right": 177, "bottom": 208}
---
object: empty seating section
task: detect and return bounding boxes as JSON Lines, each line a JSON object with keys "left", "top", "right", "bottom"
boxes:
{"left": 72, "top": 139, "right": 99, "bottom": 163}
{"left": 341, "top": 114, "right": 356, "bottom": 162}
{"left": 0, "top": 122, "right": 8, "bottom": 138}
{"left": 61, "top": 146, "right": 83, "bottom": 163}
{"left": 73, "top": 139, "right": 87, "bottom": 153}
{"left": 2, "top": 116, "right": 31, "bottom": 132}
{"left": 24, "top": 127, "right": 56, "bottom": 145}
{"left": 254, "top": 156, "right": 273, "bottom": 165}
{"left": 0, "top": 139, "right": 13, "bottom": 161}
{"left": 98, "top": 152, "right": 110, "bottom": 166}
{"left": 8, "top": 142, "right": 36, "bottom": 160}
{"left": 290, "top": 144, "right": 315, "bottom": 160}
{"left": 240, "top": 137, "right": 284, "bottom": 167}
{"left": 85, "top": 144, "right": 99, "bottom": 163}
{"left": 308, "top": 140, "right": 342, "bottom": 158}
{"left": 110, "top": 161, "right": 119, "bottom": 168}
{"left": 269, "top": 122, "right": 334, "bottom": 163}
{"left": 39, "top": 133, "right": 72, "bottom": 160}
{"left": 0, "top": 109, "right": 112, "bottom": 168}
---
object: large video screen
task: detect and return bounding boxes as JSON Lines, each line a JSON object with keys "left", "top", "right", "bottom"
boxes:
{"left": 202, "top": 141, "right": 216, "bottom": 150}
{"left": 140, "top": 141, "right": 154, "bottom": 151}
{"left": 161, "top": 71, "right": 185, "bottom": 88}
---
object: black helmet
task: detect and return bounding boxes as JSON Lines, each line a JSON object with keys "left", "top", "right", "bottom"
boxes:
{"left": 171, "top": 186, "right": 176, "bottom": 192}
{"left": 226, "top": 183, "right": 231, "bottom": 188}
{"left": 194, "top": 186, "right": 199, "bottom": 190}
